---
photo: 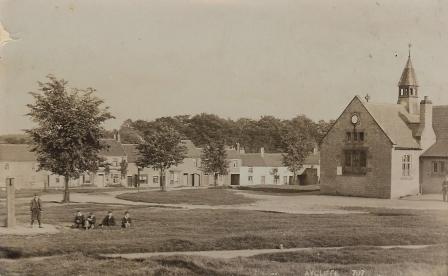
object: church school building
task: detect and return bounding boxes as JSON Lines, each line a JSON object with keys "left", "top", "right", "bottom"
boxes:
{"left": 320, "top": 50, "right": 448, "bottom": 198}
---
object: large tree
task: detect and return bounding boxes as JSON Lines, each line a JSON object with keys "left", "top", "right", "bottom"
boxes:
{"left": 200, "top": 140, "right": 229, "bottom": 186}
{"left": 281, "top": 129, "right": 315, "bottom": 185}
{"left": 136, "top": 124, "right": 187, "bottom": 191}
{"left": 26, "top": 75, "right": 113, "bottom": 202}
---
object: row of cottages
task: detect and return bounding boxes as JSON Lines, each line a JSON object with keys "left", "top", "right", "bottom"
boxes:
{"left": 0, "top": 138, "right": 320, "bottom": 189}
{"left": 320, "top": 51, "right": 448, "bottom": 198}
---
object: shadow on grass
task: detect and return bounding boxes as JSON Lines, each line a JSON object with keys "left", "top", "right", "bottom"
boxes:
{"left": 0, "top": 246, "right": 23, "bottom": 259}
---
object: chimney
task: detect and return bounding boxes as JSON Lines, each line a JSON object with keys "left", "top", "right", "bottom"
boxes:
{"left": 260, "top": 147, "right": 265, "bottom": 157}
{"left": 418, "top": 96, "right": 436, "bottom": 150}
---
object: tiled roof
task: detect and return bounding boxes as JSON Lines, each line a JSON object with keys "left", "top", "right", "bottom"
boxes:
{"left": 363, "top": 101, "right": 421, "bottom": 149}
{"left": 398, "top": 56, "right": 418, "bottom": 86}
{"left": 432, "top": 105, "right": 448, "bottom": 139}
{"left": 421, "top": 106, "right": 448, "bottom": 157}
{"left": 240, "top": 152, "right": 319, "bottom": 167}
{"left": 123, "top": 140, "right": 202, "bottom": 163}
{"left": 100, "top": 139, "right": 127, "bottom": 157}
{"left": 0, "top": 144, "right": 36, "bottom": 162}
{"left": 421, "top": 139, "right": 448, "bottom": 157}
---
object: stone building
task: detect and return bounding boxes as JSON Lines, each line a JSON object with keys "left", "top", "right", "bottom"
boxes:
{"left": 320, "top": 50, "right": 448, "bottom": 198}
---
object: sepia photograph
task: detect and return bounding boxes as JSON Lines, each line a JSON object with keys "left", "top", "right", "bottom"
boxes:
{"left": 0, "top": 1, "right": 447, "bottom": 275}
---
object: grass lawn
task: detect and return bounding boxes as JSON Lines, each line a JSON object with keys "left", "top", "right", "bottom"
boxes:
{"left": 116, "top": 188, "right": 257, "bottom": 205}
{"left": 1, "top": 246, "right": 446, "bottom": 276}
{"left": 0, "top": 200, "right": 447, "bottom": 259}
{"left": 0, "top": 187, "right": 144, "bottom": 199}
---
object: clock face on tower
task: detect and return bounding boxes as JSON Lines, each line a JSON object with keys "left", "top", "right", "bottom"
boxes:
{"left": 351, "top": 114, "right": 359, "bottom": 125}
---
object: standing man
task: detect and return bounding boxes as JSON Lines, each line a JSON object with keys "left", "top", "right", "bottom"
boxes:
{"left": 442, "top": 175, "right": 448, "bottom": 202}
{"left": 30, "top": 193, "right": 43, "bottom": 228}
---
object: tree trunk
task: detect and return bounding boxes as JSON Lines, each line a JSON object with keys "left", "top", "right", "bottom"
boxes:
{"left": 214, "top": 173, "right": 218, "bottom": 186}
{"left": 160, "top": 169, "right": 166, "bottom": 192}
{"left": 62, "top": 176, "right": 70, "bottom": 203}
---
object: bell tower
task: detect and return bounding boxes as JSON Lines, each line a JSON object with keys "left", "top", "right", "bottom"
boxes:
{"left": 397, "top": 44, "right": 419, "bottom": 114}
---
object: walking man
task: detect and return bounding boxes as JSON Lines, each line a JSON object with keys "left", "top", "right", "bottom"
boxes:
{"left": 30, "top": 193, "right": 43, "bottom": 228}
{"left": 442, "top": 175, "right": 448, "bottom": 202}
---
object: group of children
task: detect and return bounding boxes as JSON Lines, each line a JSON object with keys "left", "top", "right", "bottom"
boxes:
{"left": 73, "top": 210, "right": 132, "bottom": 230}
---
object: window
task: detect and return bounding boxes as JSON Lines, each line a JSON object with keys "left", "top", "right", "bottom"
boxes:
{"left": 347, "top": 131, "right": 364, "bottom": 142}
{"left": 343, "top": 150, "right": 367, "bottom": 174}
{"left": 112, "top": 174, "right": 120, "bottom": 184}
{"left": 55, "top": 177, "right": 60, "bottom": 183}
{"left": 139, "top": 174, "right": 148, "bottom": 184}
{"left": 283, "top": 176, "right": 288, "bottom": 184}
{"left": 4, "top": 163, "right": 9, "bottom": 170}
{"left": 112, "top": 158, "right": 118, "bottom": 167}
{"left": 83, "top": 174, "right": 91, "bottom": 184}
{"left": 402, "top": 154, "right": 411, "bottom": 177}
{"left": 432, "top": 161, "right": 446, "bottom": 175}
{"left": 233, "top": 161, "right": 238, "bottom": 167}
{"left": 248, "top": 176, "right": 253, "bottom": 182}
{"left": 248, "top": 167, "right": 253, "bottom": 173}
{"left": 261, "top": 176, "right": 266, "bottom": 184}
{"left": 153, "top": 176, "right": 159, "bottom": 183}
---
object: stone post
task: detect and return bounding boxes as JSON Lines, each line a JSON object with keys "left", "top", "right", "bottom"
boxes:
{"left": 6, "top": 178, "right": 16, "bottom": 228}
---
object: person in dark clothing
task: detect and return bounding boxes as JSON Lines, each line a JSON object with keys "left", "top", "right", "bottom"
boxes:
{"left": 85, "top": 213, "right": 96, "bottom": 229}
{"left": 121, "top": 211, "right": 132, "bottom": 228}
{"left": 73, "top": 211, "right": 85, "bottom": 228}
{"left": 100, "top": 211, "right": 116, "bottom": 228}
{"left": 30, "top": 194, "right": 43, "bottom": 228}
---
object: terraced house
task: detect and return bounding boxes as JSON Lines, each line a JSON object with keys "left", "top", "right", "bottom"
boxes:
{"left": 320, "top": 50, "right": 448, "bottom": 198}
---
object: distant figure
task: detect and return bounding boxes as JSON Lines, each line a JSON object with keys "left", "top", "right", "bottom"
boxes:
{"left": 121, "top": 211, "right": 132, "bottom": 228}
{"left": 84, "top": 213, "right": 96, "bottom": 230}
{"left": 73, "top": 211, "right": 85, "bottom": 228}
{"left": 100, "top": 211, "right": 116, "bottom": 227}
{"left": 30, "top": 193, "right": 43, "bottom": 228}
{"left": 442, "top": 175, "right": 448, "bottom": 202}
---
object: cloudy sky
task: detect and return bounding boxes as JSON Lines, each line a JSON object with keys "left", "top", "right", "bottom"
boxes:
{"left": 1, "top": 0, "right": 448, "bottom": 134}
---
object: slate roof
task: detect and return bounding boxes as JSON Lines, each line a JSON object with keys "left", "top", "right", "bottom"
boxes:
{"left": 100, "top": 139, "right": 127, "bottom": 157}
{"left": 398, "top": 56, "right": 418, "bottom": 86}
{"left": 0, "top": 144, "right": 36, "bottom": 162}
{"left": 362, "top": 100, "right": 421, "bottom": 149}
{"left": 240, "top": 152, "right": 319, "bottom": 167}
{"left": 421, "top": 105, "right": 448, "bottom": 157}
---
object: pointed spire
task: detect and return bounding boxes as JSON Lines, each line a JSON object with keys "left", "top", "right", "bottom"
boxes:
{"left": 398, "top": 44, "right": 418, "bottom": 86}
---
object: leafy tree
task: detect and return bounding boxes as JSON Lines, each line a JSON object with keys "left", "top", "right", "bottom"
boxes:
{"left": 200, "top": 140, "right": 229, "bottom": 186}
{"left": 136, "top": 124, "right": 187, "bottom": 191}
{"left": 120, "top": 159, "right": 128, "bottom": 180}
{"left": 26, "top": 75, "right": 113, "bottom": 202}
{"left": 281, "top": 129, "right": 315, "bottom": 185}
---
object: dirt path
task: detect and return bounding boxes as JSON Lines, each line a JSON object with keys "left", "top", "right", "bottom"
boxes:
{"left": 39, "top": 189, "right": 448, "bottom": 215}
{"left": 101, "top": 244, "right": 432, "bottom": 260}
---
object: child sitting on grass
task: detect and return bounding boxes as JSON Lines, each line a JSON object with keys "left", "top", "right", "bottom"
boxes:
{"left": 121, "top": 211, "right": 132, "bottom": 229}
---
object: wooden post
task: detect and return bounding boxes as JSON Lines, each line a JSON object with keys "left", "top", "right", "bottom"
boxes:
{"left": 6, "top": 178, "right": 16, "bottom": 228}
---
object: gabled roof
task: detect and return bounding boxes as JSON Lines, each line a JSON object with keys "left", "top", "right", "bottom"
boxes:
{"left": 362, "top": 99, "right": 420, "bottom": 149}
{"left": 100, "top": 139, "right": 127, "bottom": 157}
{"left": 398, "top": 56, "right": 418, "bottom": 86}
{"left": 0, "top": 144, "right": 36, "bottom": 162}
{"left": 421, "top": 106, "right": 448, "bottom": 157}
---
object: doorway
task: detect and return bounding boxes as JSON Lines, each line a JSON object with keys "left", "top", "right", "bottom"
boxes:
{"left": 230, "top": 174, "right": 240, "bottom": 185}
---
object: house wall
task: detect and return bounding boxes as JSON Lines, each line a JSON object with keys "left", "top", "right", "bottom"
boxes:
{"left": 390, "top": 148, "right": 421, "bottom": 198}
{"left": 420, "top": 157, "right": 448, "bottom": 193}
{"left": 239, "top": 166, "right": 293, "bottom": 185}
{"left": 320, "top": 97, "right": 393, "bottom": 198}
{"left": 0, "top": 161, "right": 48, "bottom": 189}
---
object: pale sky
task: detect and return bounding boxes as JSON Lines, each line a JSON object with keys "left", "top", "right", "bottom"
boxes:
{"left": 1, "top": 0, "right": 448, "bottom": 134}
